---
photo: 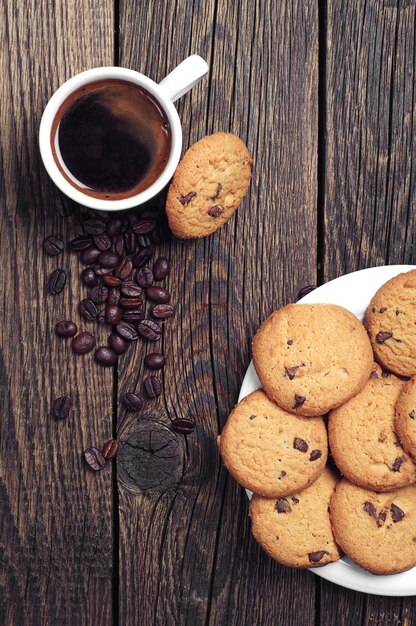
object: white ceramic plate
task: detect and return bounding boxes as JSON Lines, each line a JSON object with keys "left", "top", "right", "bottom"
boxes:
{"left": 239, "top": 265, "right": 416, "bottom": 596}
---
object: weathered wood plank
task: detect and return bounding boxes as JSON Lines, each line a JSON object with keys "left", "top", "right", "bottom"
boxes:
{"left": 325, "top": 0, "right": 416, "bottom": 622}
{"left": 0, "top": 1, "right": 114, "bottom": 624}
{"left": 117, "top": 0, "right": 318, "bottom": 624}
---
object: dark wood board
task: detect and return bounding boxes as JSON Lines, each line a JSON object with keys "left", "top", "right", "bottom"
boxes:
{"left": 0, "top": 1, "right": 114, "bottom": 624}
{"left": 117, "top": 0, "right": 318, "bottom": 625}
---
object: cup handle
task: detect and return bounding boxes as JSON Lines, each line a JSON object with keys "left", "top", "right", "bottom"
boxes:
{"left": 158, "top": 55, "right": 209, "bottom": 103}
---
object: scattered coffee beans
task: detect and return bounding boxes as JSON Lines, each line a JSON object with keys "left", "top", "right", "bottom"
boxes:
{"left": 79, "top": 298, "right": 98, "bottom": 321}
{"left": 122, "top": 392, "right": 144, "bottom": 411}
{"left": 146, "top": 286, "right": 171, "bottom": 304}
{"left": 143, "top": 375, "right": 162, "bottom": 399}
{"left": 72, "top": 332, "right": 96, "bottom": 354}
{"left": 102, "top": 439, "right": 119, "bottom": 460}
{"left": 53, "top": 395, "right": 71, "bottom": 420}
{"left": 95, "top": 346, "right": 117, "bottom": 366}
{"left": 151, "top": 304, "right": 174, "bottom": 319}
{"left": 153, "top": 257, "right": 171, "bottom": 281}
{"left": 49, "top": 268, "right": 67, "bottom": 294}
{"left": 43, "top": 235, "right": 64, "bottom": 256}
{"left": 144, "top": 353, "right": 166, "bottom": 370}
{"left": 81, "top": 267, "right": 98, "bottom": 287}
{"left": 137, "top": 319, "right": 162, "bottom": 341}
{"left": 109, "top": 333, "right": 128, "bottom": 354}
{"left": 55, "top": 320, "right": 78, "bottom": 337}
{"left": 84, "top": 447, "right": 106, "bottom": 471}
{"left": 171, "top": 418, "right": 195, "bottom": 435}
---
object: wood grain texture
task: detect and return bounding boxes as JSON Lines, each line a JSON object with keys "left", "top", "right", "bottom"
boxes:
{"left": 0, "top": 1, "right": 114, "bottom": 624}
{"left": 117, "top": 0, "right": 318, "bottom": 624}
{"left": 324, "top": 0, "right": 416, "bottom": 623}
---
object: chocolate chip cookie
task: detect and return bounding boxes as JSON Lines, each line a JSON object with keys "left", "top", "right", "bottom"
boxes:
{"left": 330, "top": 478, "right": 416, "bottom": 575}
{"left": 250, "top": 467, "right": 340, "bottom": 568}
{"left": 395, "top": 377, "right": 416, "bottom": 460}
{"left": 166, "top": 132, "right": 252, "bottom": 238}
{"left": 329, "top": 375, "right": 416, "bottom": 491}
{"left": 218, "top": 389, "right": 327, "bottom": 497}
{"left": 252, "top": 304, "right": 373, "bottom": 417}
{"left": 365, "top": 269, "right": 416, "bottom": 377}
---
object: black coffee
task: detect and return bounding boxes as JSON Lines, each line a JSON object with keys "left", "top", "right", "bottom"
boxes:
{"left": 52, "top": 80, "right": 171, "bottom": 200}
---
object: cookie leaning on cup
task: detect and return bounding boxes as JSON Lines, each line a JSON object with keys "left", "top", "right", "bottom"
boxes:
{"left": 166, "top": 132, "right": 252, "bottom": 238}
{"left": 252, "top": 304, "right": 373, "bottom": 417}
{"left": 218, "top": 389, "right": 327, "bottom": 497}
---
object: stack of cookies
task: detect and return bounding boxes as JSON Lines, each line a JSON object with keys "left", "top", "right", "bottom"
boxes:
{"left": 218, "top": 269, "right": 416, "bottom": 575}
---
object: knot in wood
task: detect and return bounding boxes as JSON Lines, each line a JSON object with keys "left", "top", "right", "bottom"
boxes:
{"left": 117, "top": 419, "right": 185, "bottom": 493}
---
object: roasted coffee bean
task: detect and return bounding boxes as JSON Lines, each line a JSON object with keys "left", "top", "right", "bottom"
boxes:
{"left": 143, "top": 375, "right": 162, "bottom": 399}
{"left": 84, "top": 217, "right": 106, "bottom": 235}
{"left": 87, "top": 208, "right": 108, "bottom": 221}
{"left": 72, "top": 332, "right": 96, "bottom": 354}
{"left": 136, "top": 234, "right": 153, "bottom": 248}
{"left": 151, "top": 304, "right": 174, "bottom": 319}
{"left": 114, "top": 234, "right": 125, "bottom": 256}
{"left": 55, "top": 320, "right": 78, "bottom": 337}
{"left": 105, "top": 305, "right": 122, "bottom": 325}
{"left": 84, "top": 447, "right": 106, "bottom": 471}
{"left": 69, "top": 236, "right": 92, "bottom": 251}
{"left": 108, "top": 288, "right": 121, "bottom": 306}
{"left": 49, "top": 268, "right": 67, "bottom": 294}
{"left": 93, "top": 233, "right": 112, "bottom": 251}
{"left": 136, "top": 267, "right": 154, "bottom": 288}
{"left": 116, "top": 321, "right": 139, "bottom": 341}
{"left": 122, "top": 392, "right": 144, "bottom": 411}
{"left": 81, "top": 267, "right": 99, "bottom": 287}
{"left": 153, "top": 257, "right": 171, "bottom": 281}
{"left": 115, "top": 257, "right": 133, "bottom": 279}
{"left": 146, "top": 286, "right": 171, "bottom": 304}
{"left": 79, "top": 298, "right": 98, "bottom": 321}
{"left": 121, "top": 280, "right": 142, "bottom": 297}
{"left": 53, "top": 395, "right": 71, "bottom": 420}
{"left": 137, "top": 319, "right": 162, "bottom": 341}
{"left": 109, "top": 333, "right": 128, "bottom": 354}
{"left": 95, "top": 346, "right": 117, "bottom": 366}
{"left": 103, "top": 274, "right": 122, "bottom": 287}
{"left": 131, "top": 217, "right": 157, "bottom": 235}
{"left": 123, "top": 228, "right": 137, "bottom": 255}
{"left": 133, "top": 247, "right": 152, "bottom": 268}
{"left": 43, "top": 235, "right": 64, "bottom": 256}
{"left": 120, "top": 296, "right": 143, "bottom": 309}
{"left": 93, "top": 264, "right": 113, "bottom": 276}
{"left": 97, "top": 308, "right": 106, "bottom": 324}
{"left": 144, "top": 352, "right": 166, "bottom": 370}
{"left": 89, "top": 285, "right": 109, "bottom": 304}
{"left": 81, "top": 246, "right": 101, "bottom": 264}
{"left": 297, "top": 285, "right": 316, "bottom": 300}
{"left": 98, "top": 251, "right": 119, "bottom": 268}
{"left": 171, "top": 418, "right": 195, "bottom": 435}
{"left": 122, "top": 308, "right": 144, "bottom": 322}
{"left": 102, "top": 439, "right": 120, "bottom": 460}
{"left": 106, "top": 217, "right": 124, "bottom": 237}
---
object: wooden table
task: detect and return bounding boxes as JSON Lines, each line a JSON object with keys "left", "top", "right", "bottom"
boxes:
{"left": 1, "top": 1, "right": 416, "bottom": 624}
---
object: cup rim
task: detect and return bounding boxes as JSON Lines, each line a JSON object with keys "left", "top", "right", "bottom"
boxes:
{"left": 39, "top": 67, "right": 182, "bottom": 211}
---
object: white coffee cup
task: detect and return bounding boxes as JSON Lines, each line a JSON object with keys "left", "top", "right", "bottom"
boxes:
{"left": 39, "top": 55, "right": 208, "bottom": 211}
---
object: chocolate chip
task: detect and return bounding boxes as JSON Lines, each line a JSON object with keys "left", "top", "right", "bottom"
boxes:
{"left": 308, "top": 551, "right": 329, "bottom": 564}
{"left": 293, "top": 437, "right": 308, "bottom": 453}
{"left": 363, "top": 501, "right": 377, "bottom": 517}
{"left": 309, "top": 450, "right": 322, "bottom": 462}
{"left": 382, "top": 369, "right": 391, "bottom": 378}
{"left": 379, "top": 307, "right": 387, "bottom": 313}
{"left": 287, "top": 339, "right": 293, "bottom": 345}
{"left": 391, "top": 503, "right": 405, "bottom": 523}
{"left": 409, "top": 410, "right": 415, "bottom": 419}
{"left": 179, "top": 191, "right": 196, "bottom": 205}
{"left": 291, "top": 496, "right": 300, "bottom": 504}
{"left": 208, "top": 205, "right": 224, "bottom": 218}
{"left": 376, "top": 331, "right": 393, "bottom": 344}
{"left": 371, "top": 307, "right": 376, "bottom": 313}
{"left": 392, "top": 456, "right": 404, "bottom": 472}
{"left": 293, "top": 395, "right": 306, "bottom": 409}
{"left": 249, "top": 414, "right": 256, "bottom": 420}
{"left": 378, "top": 509, "right": 387, "bottom": 524}
{"left": 396, "top": 309, "right": 400, "bottom": 316}
{"left": 275, "top": 498, "right": 291, "bottom": 513}
{"left": 369, "top": 371, "right": 378, "bottom": 379}
{"left": 285, "top": 366, "right": 299, "bottom": 380}
{"left": 278, "top": 470, "right": 286, "bottom": 479}
{"left": 378, "top": 434, "right": 387, "bottom": 443}
{"left": 213, "top": 183, "right": 222, "bottom": 199}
